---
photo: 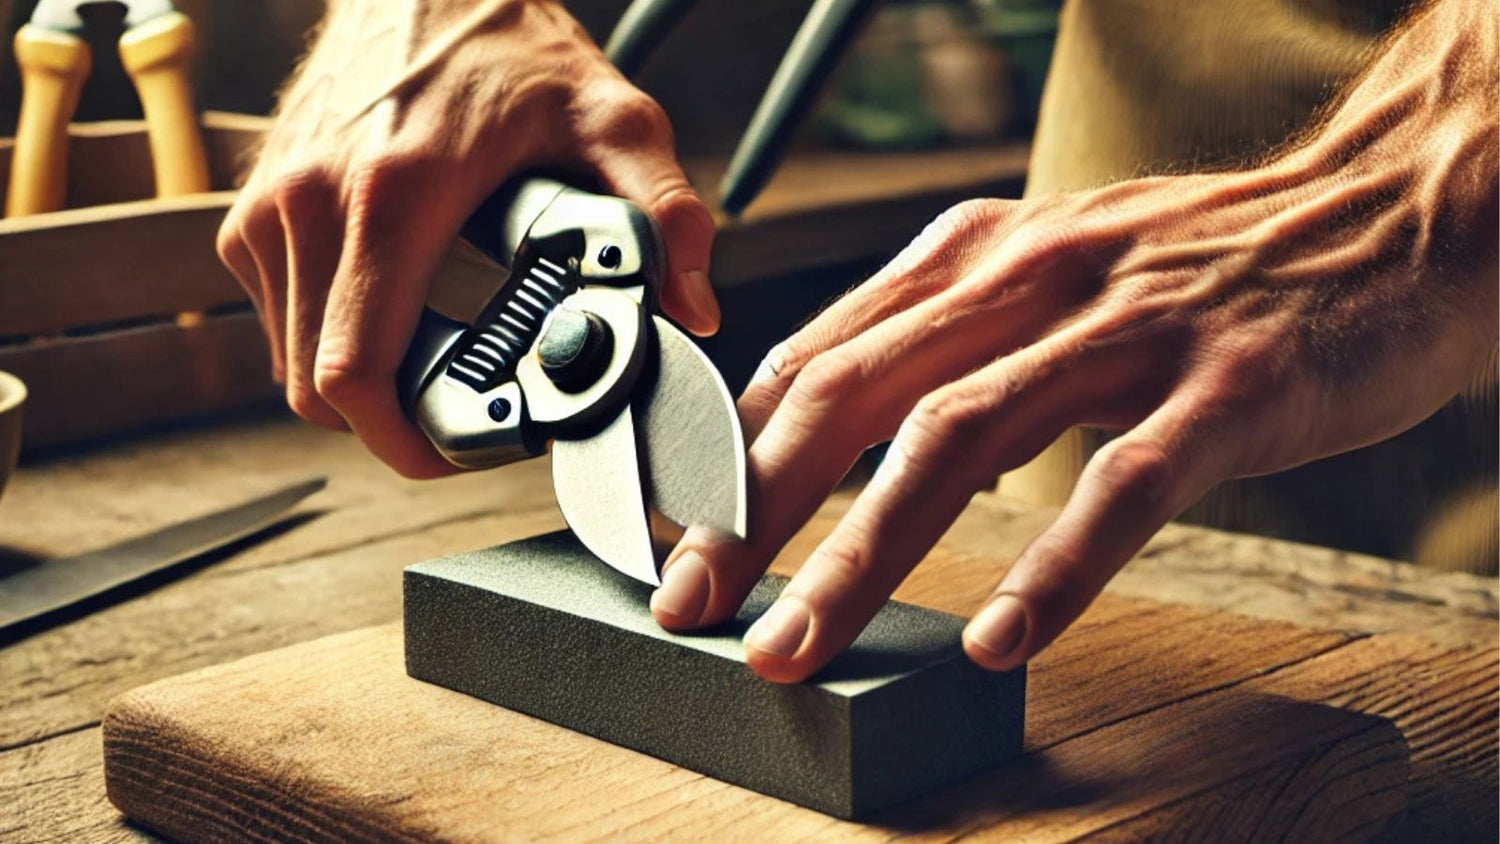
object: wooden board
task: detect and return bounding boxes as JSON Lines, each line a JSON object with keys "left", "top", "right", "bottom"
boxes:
{"left": 97, "top": 618, "right": 1394, "bottom": 841}
{"left": 0, "top": 311, "right": 277, "bottom": 451}
{"left": 98, "top": 584, "right": 1491, "bottom": 840}
{"left": 0, "top": 193, "right": 245, "bottom": 338}
{"left": 2, "top": 416, "right": 1494, "bottom": 841}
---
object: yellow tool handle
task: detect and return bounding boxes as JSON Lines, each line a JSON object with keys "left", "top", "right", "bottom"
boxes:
{"left": 6, "top": 25, "right": 91, "bottom": 217}
{"left": 119, "top": 11, "right": 210, "bottom": 198}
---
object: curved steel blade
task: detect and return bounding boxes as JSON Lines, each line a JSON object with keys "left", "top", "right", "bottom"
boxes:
{"left": 637, "top": 317, "right": 748, "bottom": 540}
{"left": 551, "top": 406, "right": 660, "bottom": 586}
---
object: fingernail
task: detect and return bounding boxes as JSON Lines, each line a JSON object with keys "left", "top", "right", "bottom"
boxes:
{"left": 681, "top": 270, "right": 721, "bottom": 332}
{"left": 744, "top": 597, "right": 810, "bottom": 658}
{"left": 967, "top": 594, "right": 1028, "bottom": 661}
{"left": 651, "top": 551, "right": 711, "bottom": 624}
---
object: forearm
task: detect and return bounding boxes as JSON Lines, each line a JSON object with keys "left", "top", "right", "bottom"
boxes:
{"left": 1278, "top": 0, "right": 1498, "bottom": 308}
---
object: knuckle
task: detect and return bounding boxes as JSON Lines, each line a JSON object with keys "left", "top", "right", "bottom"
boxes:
{"left": 346, "top": 152, "right": 427, "bottom": 208}
{"left": 740, "top": 340, "right": 802, "bottom": 411}
{"left": 342, "top": 152, "right": 439, "bottom": 243}
{"left": 285, "top": 383, "right": 336, "bottom": 428}
{"left": 591, "top": 89, "right": 672, "bottom": 150}
{"left": 1090, "top": 439, "right": 1176, "bottom": 512}
{"left": 650, "top": 186, "right": 713, "bottom": 237}
{"left": 911, "top": 199, "right": 996, "bottom": 257}
{"left": 929, "top": 199, "right": 999, "bottom": 239}
{"left": 806, "top": 538, "right": 875, "bottom": 597}
{"left": 880, "top": 199, "right": 1009, "bottom": 288}
{"left": 222, "top": 189, "right": 276, "bottom": 243}
{"left": 215, "top": 214, "right": 247, "bottom": 269}
{"left": 786, "top": 349, "right": 865, "bottom": 414}
{"left": 270, "top": 165, "right": 339, "bottom": 221}
{"left": 312, "top": 349, "right": 380, "bottom": 407}
{"left": 897, "top": 390, "right": 987, "bottom": 468}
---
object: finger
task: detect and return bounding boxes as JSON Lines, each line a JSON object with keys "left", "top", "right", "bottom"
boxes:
{"left": 276, "top": 168, "right": 348, "bottom": 431}
{"left": 962, "top": 399, "right": 1222, "bottom": 672}
{"left": 316, "top": 154, "right": 478, "bottom": 478}
{"left": 737, "top": 199, "right": 1022, "bottom": 440}
{"left": 228, "top": 194, "right": 290, "bottom": 383}
{"left": 216, "top": 201, "right": 265, "bottom": 319}
{"left": 652, "top": 265, "right": 1052, "bottom": 633}
{"left": 740, "top": 331, "right": 1148, "bottom": 683}
{"left": 598, "top": 158, "right": 718, "bottom": 336}
{"left": 583, "top": 86, "right": 720, "bottom": 336}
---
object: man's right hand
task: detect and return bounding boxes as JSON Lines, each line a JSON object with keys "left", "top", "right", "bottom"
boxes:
{"left": 217, "top": 0, "right": 719, "bottom": 477}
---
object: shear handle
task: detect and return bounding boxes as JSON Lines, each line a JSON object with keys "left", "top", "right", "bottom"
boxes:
{"left": 398, "top": 309, "right": 468, "bottom": 415}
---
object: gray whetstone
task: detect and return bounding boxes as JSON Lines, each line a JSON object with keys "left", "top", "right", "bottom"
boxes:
{"left": 404, "top": 530, "right": 1026, "bottom": 819}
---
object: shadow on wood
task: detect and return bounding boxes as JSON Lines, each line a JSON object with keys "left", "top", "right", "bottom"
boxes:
{"left": 875, "top": 691, "right": 1408, "bottom": 840}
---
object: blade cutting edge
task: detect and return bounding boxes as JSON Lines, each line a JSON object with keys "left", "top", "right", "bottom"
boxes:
{"left": 637, "top": 317, "right": 747, "bottom": 540}
{"left": 551, "top": 406, "right": 661, "bottom": 586}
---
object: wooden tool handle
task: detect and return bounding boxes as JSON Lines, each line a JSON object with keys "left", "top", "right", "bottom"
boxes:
{"left": 6, "top": 25, "right": 91, "bottom": 217}
{"left": 119, "top": 11, "right": 210, "bottom": 198}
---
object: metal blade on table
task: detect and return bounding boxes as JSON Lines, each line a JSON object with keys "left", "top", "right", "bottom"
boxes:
{"left": 0, "top": 477, "right": 327, "bottom": 637}
{"left": 551, "top": 407, "right": 660, "bottom": 586}
{"left": 636, "top": 317, "right": 747, "bottom": 541}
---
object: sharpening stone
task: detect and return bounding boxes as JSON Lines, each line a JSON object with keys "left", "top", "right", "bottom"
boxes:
{"left": 404, "top": 530, "right": 1026, "bottom": 819}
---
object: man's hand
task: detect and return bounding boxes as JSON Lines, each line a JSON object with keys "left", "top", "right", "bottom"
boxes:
{"left": 217, "top": 0, "right": 717, "bottom": 477}
{"left": 651, "top": 0, "right": 1498, "bottom": 682}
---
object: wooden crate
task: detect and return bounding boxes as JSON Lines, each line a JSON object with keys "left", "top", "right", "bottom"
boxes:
{"left": 0, "top": 111, "right": 272, "bottom": 453}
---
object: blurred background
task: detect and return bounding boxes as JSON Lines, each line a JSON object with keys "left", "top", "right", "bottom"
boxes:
{"left": 0, "top": 0, "right": 1060, "bottom": 160}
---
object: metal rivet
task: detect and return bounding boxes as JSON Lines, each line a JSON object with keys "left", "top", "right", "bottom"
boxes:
{"left": 597, "top": 244, "right": 623, "bottom": 270}
{"left": 487, "top": 397, "right": 512, "bottom": 422}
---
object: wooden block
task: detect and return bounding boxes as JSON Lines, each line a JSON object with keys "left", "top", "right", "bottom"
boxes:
{"left": 0, "top": 311, "right": 277, "bottom": 450}
{"left": 404, "top": 531, "right": 1025, "bottom": 819}
{"left": 0, "top": 193, "right": 243, "bottom": 338}
{"left": 101, "top": 606, "right": 1413, "bottom": 840}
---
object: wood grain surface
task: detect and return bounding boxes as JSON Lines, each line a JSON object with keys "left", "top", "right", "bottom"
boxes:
{"left": 102, "top": 616, "right": 1406, "bottom": 841}
{"left": 2, "top": 416, "right": 1495, "bottom": 841}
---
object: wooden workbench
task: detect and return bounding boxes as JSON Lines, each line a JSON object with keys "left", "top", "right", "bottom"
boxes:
{"left": 1, "top": 413, "right": 1494, "bottom": 840}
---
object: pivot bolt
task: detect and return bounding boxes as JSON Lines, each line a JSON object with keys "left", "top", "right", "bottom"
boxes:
{"left": 486, "top": 397, "right": 512, "bottom": 422}
{"left": 597, "top": 244, "right": 623, "bottom": 270}
{"left": 539, "top": 307, "right": 614, "bottom": 393}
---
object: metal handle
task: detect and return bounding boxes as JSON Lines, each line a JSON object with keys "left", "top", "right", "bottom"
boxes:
{"left": 397, "top": 308, "right": 468, "bottom": 416}
{"left": 399, "top": 176, "right": 665, "bottom": 469}
{"left": 718, "top": 0, "right": 880, "bottom": 215}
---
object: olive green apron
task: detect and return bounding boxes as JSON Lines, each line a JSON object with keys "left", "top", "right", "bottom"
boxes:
{"left": 1007, "top": 0, "right": 1497, "bottom": 573}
